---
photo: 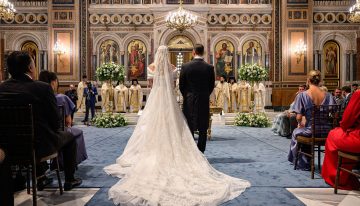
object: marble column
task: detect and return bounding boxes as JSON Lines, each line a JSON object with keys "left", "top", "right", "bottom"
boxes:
{"left": 349, "top": 51, "right": 354, "bottom": 81}
{"left": 317, "top": 51, "right": 322, "bottom": 72}
{"left": 92, "top": 55, "right": 97, "bottom": 77}
{"left": 346, "top": 51, "right": 351, "bottom": 81}
{"left": 314, "top": 50, "right": 318, "bottom": 70}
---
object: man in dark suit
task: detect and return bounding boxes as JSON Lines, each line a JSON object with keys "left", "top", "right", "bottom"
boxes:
{"left": 0, "top": 51, "right": 81, "bottom": 191}
{"left": 180, "top": 44, "right": 215, "bottom": 153}
{"left": 83, "top": 81, "right": 98, "bottom": 124}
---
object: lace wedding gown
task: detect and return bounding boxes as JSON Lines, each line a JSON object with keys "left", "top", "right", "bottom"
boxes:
{"left": 104, "top": 46, "right": 250, "bottom": 206}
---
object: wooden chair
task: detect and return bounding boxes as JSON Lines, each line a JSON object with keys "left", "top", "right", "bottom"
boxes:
{"left": 334, "top": 151, "right": 360, "bottom": 194}
{"left": 58, "top": 105, "right": 65, "bottom": 131}
{"left": 294, "top": 104, "right": 341, "bottom": 179}
{"left": 0, "top": 103, "right": 63, "bottom": 206}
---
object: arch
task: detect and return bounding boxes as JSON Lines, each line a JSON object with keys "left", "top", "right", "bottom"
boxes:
{"left": 159, "top": 28, "right": 201, "bottom": 50}
{"left": 315, "top": 32, "right": 352, "bottom": 51}
{"left": 92, "top": 33, "right": 123, "bottom": 55}
{"left": 122, "top": 33, "right": 151, "bottom": 52}
{"left": 316, "top": 32, "right": 354, "bottom": 85}
{"left": 210, "top": 33, "right": 239, "bottom": 53}
{"left": 12, "top": 33, "right": 44, "bottom": 51}
{"left": 238, "top": 33, "right": 269, "bottom": 53}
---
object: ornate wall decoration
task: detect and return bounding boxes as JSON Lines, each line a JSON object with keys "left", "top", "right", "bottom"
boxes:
{"left": 324, "top": 13, "right": 335, "bottom": 23}
{"left": 314, "top": 13, "right": 324, "bottom": 23}
{"left": 122, "top": 14, "right": 132, "bottom": 25}
{"left": 143, "top": 14, "right": 154, "bottom": 25}
{"left": 240, "top": 14, "right": 250, "bottom": 24}
{"left": 15, "top": 14, "right": 26, "bottom": 24}
{"left": 251, "top": 14, "right": 261, "bottom": 24}
{"left": 54, "top": 30, "right": 73, "bottom": 75}
{"left": 336, "top": 13, "right": 346, "bottom": 23}
{"left": 218, "top": 14, "right": 229, "bottom": 25}
{"left": 37, "top": 14, "right": 48, "bottom": 24}
{"left": 288, "top": 30, "right": 307, "bottom": 75}
{"left": 208, "top": 14, "right": 218, "bottom": 25}
{"left": 133, "top": 14, "right": 143, "bottom": 25}
{"left": 261, "top": 14, "right": 271, "bottom": 24}
{"left": 127, "top": 39, "right": 147, "bottom": 80}
{"left": 323, "top": 41, "right": 340, "bottom": 78}
{"left": 3, "top": 17, "right": 14, "bottom": 24}
{"left": 214, "top": 40, "right": 235, "bottom": 79}
{"left": 242, "top": 39, "right": 262, "bottom": 65}
{"left": 25, "top": 13, "right": 37, "bottom": 24}
{"left": 90, "top": 14, "right": 100, "bottom": 24}
{"left": 100, "top": 14, "right": 111, "bottom": 24}
{"left": 111, "top": 14, "right": 121, "bottom": 25}
{"left": 229, "top": 14, "right": 239, "bottom": 25}
{"left": 21, "top": 41, "right": 39, "bottom": 78}
{"left": 99, "top": 40, "right": 120, "bottom": 66}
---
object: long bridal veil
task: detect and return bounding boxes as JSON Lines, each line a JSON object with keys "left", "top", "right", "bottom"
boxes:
{"left": 104, "top": 46, "right": 250, "bottom": 206}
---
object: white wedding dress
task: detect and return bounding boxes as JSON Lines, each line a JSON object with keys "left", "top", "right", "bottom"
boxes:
{"left": 104, "top": 46, "right": 250, "bottom": 206}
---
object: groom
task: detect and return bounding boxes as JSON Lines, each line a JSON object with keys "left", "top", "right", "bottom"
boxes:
{"left": 180, "top": 44, "right": 215, "bottom": 153}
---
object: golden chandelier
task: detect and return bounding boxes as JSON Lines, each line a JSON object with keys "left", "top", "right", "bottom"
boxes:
{"left": 0, "top": 0, "right": 15, "bottom": 20}
{"left": 349, "top": 0, "right": 360, "bottom": 23}
{"left": 165, "top": 0, "right": 198, "bottom": 33}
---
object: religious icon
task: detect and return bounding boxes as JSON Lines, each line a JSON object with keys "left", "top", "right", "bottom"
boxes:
{"left": 21, "top": 41, "right": 39, "bottom": 79}
{"left": 128, "top": 40, "right": 147, "bottom": 80}
{"left": 323, "top": 41, "right": 339, "bottom": 77}
{"left": 215, "top": 40, "right": 234, "bottom": 79}
{"left": 99, "top": 40, "right": 120, "bottom": 66}
{"left": 17, "top": 15, "right": 24, "bottom": 23}
{"left": 242, "top": 40, "right": 262, "bottom": 65}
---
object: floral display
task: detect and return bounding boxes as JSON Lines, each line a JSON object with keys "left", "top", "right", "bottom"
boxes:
{"left": 96, "top": 62, "right": 125, "bottom": 81}
{"left": 234, "top": 112, "right": 271, "bottom": 127}
{"left": 238, "top": 64, "right": 268, "bottom": 83}
{"left": 92, "top": 113, "right": 127, "bottom": 128}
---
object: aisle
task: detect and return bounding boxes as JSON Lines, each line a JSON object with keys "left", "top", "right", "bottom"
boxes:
{"left": 14, "top": 126, "right": 360, "bottom": 206}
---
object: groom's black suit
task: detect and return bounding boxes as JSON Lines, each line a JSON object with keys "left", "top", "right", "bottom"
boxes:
{"left": 180, "top": 58, "right": 215, "bottom": 153}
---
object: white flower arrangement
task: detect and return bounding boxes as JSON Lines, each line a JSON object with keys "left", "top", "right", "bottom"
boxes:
{"left": 234, "top": 112, "right": 271, "bottom": 127}
{"left": 238, "top": 64, "right": 268, "bottom": 83}
{"left": 92, "top": 113, "right": 127, "bottom": 128}
{"left": 96, "top": 62, "right": 125, "bottom": 82}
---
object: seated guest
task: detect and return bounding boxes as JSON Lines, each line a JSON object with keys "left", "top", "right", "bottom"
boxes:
{"left": 39, "top": 71, "right": 88, "bottom": 168}
{"left": 0, "top": 51, "right": 81, "bottom": 191}
{"left": 320, "top": 86, "right": 328, "bottom": 93}
{"left": 333, "top": 87, "right": 344, "bottom": 106}
{"left": 0, "top": 148, "right": 14, "bottom": 206}
{"left": 272, "top": 85, "right": 305, "bottom": 137}
{"left": 352, "top": 83, "right": 358, "bottom": 93}
{"left": 322, "top": 90, "right": 360, "bottom": 190}
{"left": 288, "top": 70, "right": 336, "bottom": 170}
{"left": 341, "top": 86, "right": 352, "bottom": 110}
{"left": 65, "top": 84, "right": 78, "bottom": 122}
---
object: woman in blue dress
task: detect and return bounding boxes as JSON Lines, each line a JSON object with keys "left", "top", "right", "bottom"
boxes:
{"left": 39, "top": 71, "right": 88, "bottom": 168}
{"left": 287, "top": 70, "right": 336, "bottom": 170}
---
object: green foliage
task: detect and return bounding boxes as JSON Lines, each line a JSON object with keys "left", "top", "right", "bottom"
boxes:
{"left": 96, "top": 62, "right": 125, "bottom": 81}
{"left": 234, "top": 112, "right": 271, "bottom": 128}
{"left": 91, "top": 113, "right": 127, "bottom": 128}
{"left": 238, "top": 64, "right": 268, "bottom": 83}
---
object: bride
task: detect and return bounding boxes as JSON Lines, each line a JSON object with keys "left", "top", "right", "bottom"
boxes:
{"left": 104, "top": 46, "right": 250, "bottom": 206}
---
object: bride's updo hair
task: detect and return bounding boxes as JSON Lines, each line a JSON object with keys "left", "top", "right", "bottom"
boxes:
{"left": 307, "top": 70, "right": 321, "bottom": 86}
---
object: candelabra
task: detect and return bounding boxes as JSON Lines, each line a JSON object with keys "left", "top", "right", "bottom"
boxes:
{"left": 165, "top": 0, "right": 198, "bottom": 32}
{"left": 294, "top": 39, "right": 306, "bottom": 64}
{"left": 0, "top": 0, "right": 16, "bottom": 20}
{"left": 349, "top": 0, "right": 360, "bottom": 22}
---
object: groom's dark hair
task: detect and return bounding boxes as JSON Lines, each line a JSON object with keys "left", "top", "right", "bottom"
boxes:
{"left": 193, "top": 44, "right": 204, "bottom": 56}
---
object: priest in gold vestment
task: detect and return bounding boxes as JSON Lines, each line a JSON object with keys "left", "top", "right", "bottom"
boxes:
{"left": 228, "top": 77, "right": 239, "bottom": 113}
{"left": 254, "top": 82, "right": 266, "bottom": 113}
{"left": 238, "top": 80, "right": 251, "bottom": 112}
{"left": 129, "top": 79, "right": 143, "bottom": 113}
{"left": 101, "top": 80, "right": 114, "bottom": 113}
{"left": 114, "top": 82, "right": 129, "bottom": 113}
{"left": 77, "top": 75, "right": 87, "bottom": 112}
{"left": 215, "top": 76, "right": 230, "bottom": 113}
